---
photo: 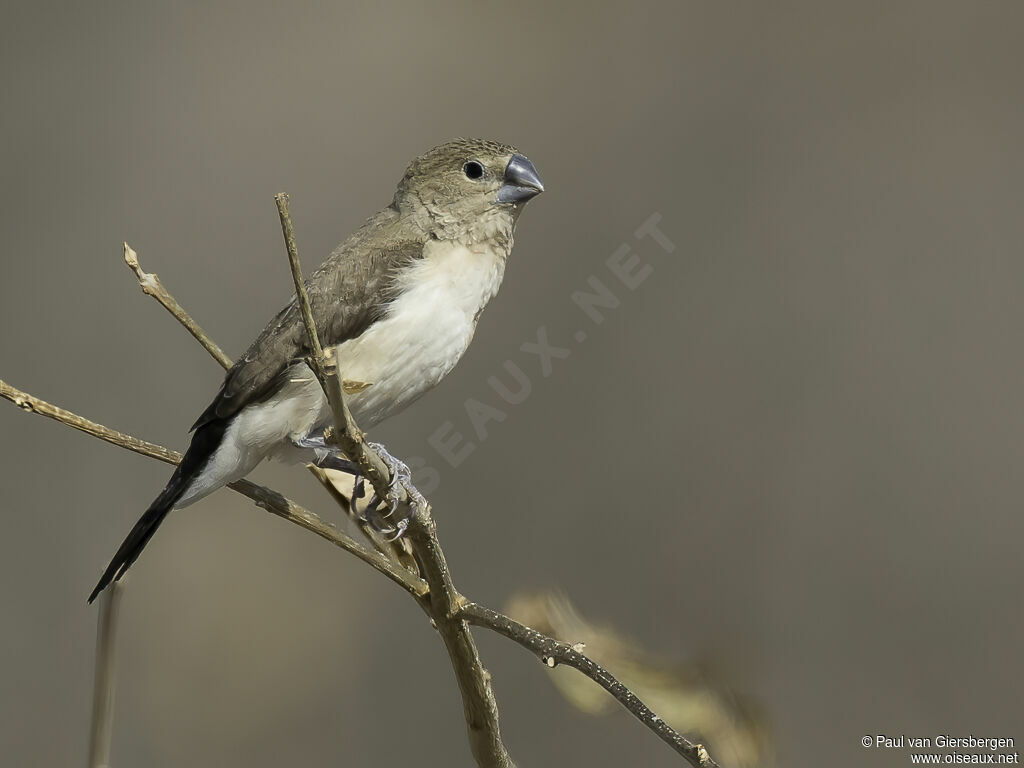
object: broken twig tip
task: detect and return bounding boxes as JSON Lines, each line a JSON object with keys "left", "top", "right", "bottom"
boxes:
{"left": 123, "top": 242, "right": 139, "bottom": 269}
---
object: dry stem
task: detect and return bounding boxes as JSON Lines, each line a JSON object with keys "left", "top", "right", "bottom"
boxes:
{"left": 88, "top": 581, "right": 123, "bottom": 768}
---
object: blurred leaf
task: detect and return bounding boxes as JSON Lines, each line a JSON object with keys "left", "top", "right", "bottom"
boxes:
{"left": 505, "top": 592, "right": 772, "bottom": 768}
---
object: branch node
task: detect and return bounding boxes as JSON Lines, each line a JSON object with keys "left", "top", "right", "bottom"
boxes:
{"left": 697, "top": 744, "right": 711, "bottom": 766}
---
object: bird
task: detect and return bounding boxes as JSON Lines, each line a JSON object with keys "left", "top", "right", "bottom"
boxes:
{"left": 88, "top": 138, "right": 544, "bottom": 603}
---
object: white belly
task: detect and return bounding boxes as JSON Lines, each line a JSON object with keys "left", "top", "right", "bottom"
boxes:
{"left": 340, "top": 239, "right": 506, "bottom": 426}
{"left": 176, "top": 239, "right": 506, "bottom": 507}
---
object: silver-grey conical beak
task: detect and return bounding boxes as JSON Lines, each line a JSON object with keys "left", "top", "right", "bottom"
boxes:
{"left": 497, "top": 154, "right": 544, "bottom": 203}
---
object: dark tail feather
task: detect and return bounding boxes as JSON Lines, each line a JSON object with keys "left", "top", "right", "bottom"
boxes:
{"left": 87, "top": 481, "right": 182, "bottom": 602}
{"left": 88, "top": 418, "right": 229, "bottom": 603}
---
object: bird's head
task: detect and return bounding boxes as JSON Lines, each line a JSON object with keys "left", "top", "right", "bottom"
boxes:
{"left": 394, "top": 138, "right": 544, "bottom": 245}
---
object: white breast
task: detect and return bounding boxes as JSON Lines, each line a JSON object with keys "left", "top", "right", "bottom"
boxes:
{"left": 336, "top": 238, "right": 507, "bottom": 427}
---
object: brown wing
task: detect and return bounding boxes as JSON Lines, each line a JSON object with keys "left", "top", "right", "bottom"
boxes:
{"left": 191, "top": 212, "right": 424, "bottom": 430}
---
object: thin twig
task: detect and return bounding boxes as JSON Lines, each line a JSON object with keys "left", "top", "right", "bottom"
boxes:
{"left": 273, "top": 193, "right": 395, "bottom": 502}
{"left": 461, "top": 602, "right": 718, "bottom": 768}
{"left": 88, "top": 581, "right": 123, "bottom": 768}
{"left": 122, "top": 242, "right": 233, "bottom": 370}
{"left": 0, "top": 379, "right": 424, "bottom": 598}
{"left": 274, "top": 194, "right": 513, "bottom": 767}
{"left": 0, "top": 379, "right": 179, "bottom": 465}
{"left": 274, "top": 196, "right": 326, "bottom": 368}
{"left": 232, "top": 477, "right": 425, "bottom": 598}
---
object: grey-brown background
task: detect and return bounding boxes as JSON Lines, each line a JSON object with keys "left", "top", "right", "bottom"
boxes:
{"left": 2, "top": 2, "right": 1021, "bottom": 766}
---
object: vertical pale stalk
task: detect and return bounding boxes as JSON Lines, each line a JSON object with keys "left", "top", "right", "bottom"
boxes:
{"left": 88, "top": 581, "right": 123, "bottom": 768}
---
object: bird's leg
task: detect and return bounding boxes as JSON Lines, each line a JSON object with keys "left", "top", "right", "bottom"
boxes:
{"left": 292, "top": 433, "right": 359, "bottom": 474}
{"left": 359, "top": 442, "right": 426, "bottom": 541}
{"left": 344, "top": 456, "right": 403, "bottom": 539}
{"left": 344, "top": 473, "right": 395, "bottom": 536}
{"left": 351, "top": 471, "right": 402, "bottom": 538}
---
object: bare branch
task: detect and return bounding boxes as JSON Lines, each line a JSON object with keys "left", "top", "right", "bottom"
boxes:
{"left": 274, "top": 195, "right": 326, "bottom": 367}
{"left": 231, "top": 477, "right": 425, "bottom": 599}
{"left": 273, "top": 193, "right": 395, "bottom": 503}
{"left": 274, "top": 194, "right": 513, "bottom": 768}
{"left": 0, "top": 378, "right": 425, "bottom": 599}
{"left": 407, "top": 510, "right": 515, "bottom": 768}
{"left": 123, "top": 242, "right": 234, "bottom": 370}
{"left": 88, "top": 581, "right": 123, "bottom": 768}
{"left": 461, "top": 601, "right": 719, "bottom": 768}
{"left": 0, "top": 378, "right": 179, "bottom": 465}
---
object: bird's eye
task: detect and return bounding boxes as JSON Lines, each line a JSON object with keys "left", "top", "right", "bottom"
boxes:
{"left": 463, "top": 160, "right": 484, "bottom": 180}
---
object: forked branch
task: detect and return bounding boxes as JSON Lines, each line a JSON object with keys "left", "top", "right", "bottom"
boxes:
{"left": 0, "top": 213, "right": 720, "bottom": 768}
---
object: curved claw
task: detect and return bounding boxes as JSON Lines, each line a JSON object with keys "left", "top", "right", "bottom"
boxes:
{"left": 383, "top": 517, "right": 409, "bottom": 542}
{"left": 366, "top": 491, "right": 400, "bottom": 521}
{"left": 353, "top": 441, "right": 422, "bottom": 538}
{"left": 365, "top": 508, "right": 400, "bottom": 536}
{"left": 351, "top": 477, "right": 397, "bottom": 535}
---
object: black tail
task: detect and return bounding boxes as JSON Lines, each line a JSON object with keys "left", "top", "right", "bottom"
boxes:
{"left": 88, "top": 418, "right": 229, "bottom": 603}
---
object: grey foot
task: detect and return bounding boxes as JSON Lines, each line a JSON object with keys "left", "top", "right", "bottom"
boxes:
{"left": 357, "top": 442, "right": 425, "bottom": 541}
